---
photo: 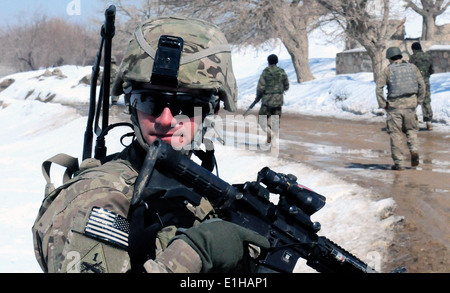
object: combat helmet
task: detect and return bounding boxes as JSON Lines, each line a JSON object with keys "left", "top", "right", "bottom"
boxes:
{"left": 112, "top": 16, "right": 237, "bottom": 112}
{"left": 386, "top": 47, "right": 402, "bottom": 59}
{"left": 112, "top": 17, "right": 237, "bottom": 155}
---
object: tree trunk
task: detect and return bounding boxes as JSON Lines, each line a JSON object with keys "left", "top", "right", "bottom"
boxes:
{"left": 17, "top": 52, "right": 36, "bottom": 71}
{"left": 422, "top": 14, "right": 437, "bottom": 40}
{"left": 358, "top": 36, "right": 387, "bottom": 84}
{"left": 281, "top": 31, "right": 315, "bottom": 83}
{"left": 369, "top": 49, "right": 386, "bottom": 85}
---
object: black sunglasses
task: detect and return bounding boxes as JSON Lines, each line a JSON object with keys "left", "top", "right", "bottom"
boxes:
{"left": 130, "top": 90, "right": 215, "bottom": 118}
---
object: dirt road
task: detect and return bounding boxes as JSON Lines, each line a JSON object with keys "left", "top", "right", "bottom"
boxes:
{"left": 269, "top": 112, "right": 449, "bottom": 273}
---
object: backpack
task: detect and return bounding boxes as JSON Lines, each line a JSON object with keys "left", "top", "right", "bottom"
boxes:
{"left": 32, "top": 153, "right": 138, "bottom": 272}
{"left": 410, "top": 51, "right": 433, "bottom": 79}
{"left": 264, "top": 66, "right": 285, "bottom": 95}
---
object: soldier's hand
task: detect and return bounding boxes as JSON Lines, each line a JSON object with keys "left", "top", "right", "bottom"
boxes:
{"left": 171, "top": 219, "right": 270, "bottom": 273}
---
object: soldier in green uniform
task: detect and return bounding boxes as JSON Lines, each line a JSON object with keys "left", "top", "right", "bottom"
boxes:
{"left": 32, "top": 17, "right": 269, "bottom": 273}
{"left": 376, "top": 47, "right": 425, "bottom": 171}
{"left": 409, "top": 42, "right": 434, "bottom": 130}
{"left": 248, "top": 54, "right": 289, "bottom": 143}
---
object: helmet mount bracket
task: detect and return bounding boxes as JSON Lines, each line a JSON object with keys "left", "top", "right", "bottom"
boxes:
{"left": 151, "top": 35, "right": 184, "bottom": 88}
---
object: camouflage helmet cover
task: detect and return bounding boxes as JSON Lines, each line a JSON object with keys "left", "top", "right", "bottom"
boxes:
{"left": 112, "top": 16, "right": 237, "bottom": 112}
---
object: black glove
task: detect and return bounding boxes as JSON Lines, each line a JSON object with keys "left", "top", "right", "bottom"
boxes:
{"left": 171, "top": 219, "right": 270, "bottom": 273}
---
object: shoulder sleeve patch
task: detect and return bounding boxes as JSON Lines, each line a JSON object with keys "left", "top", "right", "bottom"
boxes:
{"left": 84, "top": 207, "right": 130, "bottom": 249}
{"left": 67, "top": 243, "right": 109, "bottom": 273}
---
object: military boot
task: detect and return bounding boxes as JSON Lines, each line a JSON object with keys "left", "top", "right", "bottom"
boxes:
{"left": 411, "top": 152, "right": 419, "bottom": 167}
{"left": 391, "top": 164, "right": 405, "bottom": 171}
{"left": 426, "top": 121, "right": 433, "bottom": 131}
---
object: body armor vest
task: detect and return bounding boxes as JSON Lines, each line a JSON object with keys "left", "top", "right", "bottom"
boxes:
{"left": 388, "top": 62, "right": 418, "bottom": 99}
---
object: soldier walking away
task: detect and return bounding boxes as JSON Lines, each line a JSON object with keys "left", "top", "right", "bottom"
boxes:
{"left": 32, "top": 16, "right": 269, "bottom": 273}
{"left": 376, "top": 47, "right": 425, "bottom": 171}
{"left": 246, "top": 54, "right": 289, "bottom": 143}
{"left": 409, "top": 42, "right": 434, "bottom": 130}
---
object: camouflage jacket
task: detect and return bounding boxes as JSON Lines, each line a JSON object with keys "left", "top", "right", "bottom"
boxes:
{"left": 376, "top": 59, "right": 425, "bottom": 110}
{"left": 409, "top": 50, "right": 434, "bottom": 80}
{"left": 32, "top": 142, "right": 215, "bottom": 273}
{"left": 256, "top": 65, "right": 289, "bottom": 107}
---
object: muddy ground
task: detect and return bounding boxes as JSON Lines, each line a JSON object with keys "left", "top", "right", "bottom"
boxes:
{"left": 268, "top": 111, "right": 449, "bottom": 273}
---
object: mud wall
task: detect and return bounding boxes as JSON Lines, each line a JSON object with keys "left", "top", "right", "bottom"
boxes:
{"left": 336, "top": 41, "right": 450, "bottom": 74}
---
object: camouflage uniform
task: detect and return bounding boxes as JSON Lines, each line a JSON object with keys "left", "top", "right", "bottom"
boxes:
{"left": 376, "top": 59, "right": 425, "bottom": 169}
{"left": 409, "top": 49, "right": 434, "bottom": 126}
{"left": 33, "top": 154, "right": 136, "bottom": 273}
{"left": 32, "top": 141, "right": 216, "bottom": 273}
{"left": 33, "top": 17, "right": 242, "bottom": 273}
{"left": 255, "top": 64, "right": 289, "bottom": 142}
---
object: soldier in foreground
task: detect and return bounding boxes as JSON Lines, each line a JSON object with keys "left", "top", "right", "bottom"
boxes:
{"left": 32, "top": 16, "right": 269, "bottom": 273}
{"left": 409, "top": 42, "right": 434, "bottom": 130}
{"left": 376, "top": 47, "right": 425, "bottom": 171}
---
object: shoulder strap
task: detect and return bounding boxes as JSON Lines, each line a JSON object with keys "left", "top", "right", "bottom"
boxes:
{"left": 41, "top": 153, "right": 79, "bottom": 197}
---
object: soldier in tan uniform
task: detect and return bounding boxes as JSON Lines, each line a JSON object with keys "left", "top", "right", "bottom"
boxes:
{"left": 32, "top": 17, "right": 269, "bottom": 273}
{"left": 376, "top": 47, "right": 425, "bottom": 171}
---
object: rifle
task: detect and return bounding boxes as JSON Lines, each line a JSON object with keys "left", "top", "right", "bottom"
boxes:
{"left": 82, "top": 5, "right": 132, "bottom": 161}
{"left": 243, "top": 99, "right": 258, "bottom": 116}
{"left": 132, "top": 139, "right": 406, "bottom": 273}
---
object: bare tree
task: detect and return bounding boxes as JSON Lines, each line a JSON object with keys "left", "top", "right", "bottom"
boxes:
{"left": 404, "top": 0, "right": 450, "bottom": 40}
{"left": 0, "top": 16, "right": 97, "bottom": 72}
{"left": 174, "top": 0, "right": 327, "bottom": 83}
{"left": 318, "top": 0, "right": 405, "bottom": 83}
{"left": 101, "top": 0, "right": 328, "bottom": 83}
{"left": 97, "top": 0, "right": 181, "bottom": 62}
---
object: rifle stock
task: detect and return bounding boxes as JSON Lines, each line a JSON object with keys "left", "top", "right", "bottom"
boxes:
{"left": 131, "top": 139, "right": 407, "bottom": 273}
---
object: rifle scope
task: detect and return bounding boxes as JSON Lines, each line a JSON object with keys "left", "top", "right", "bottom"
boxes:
{"left": 257, "top": 167, "right": 326, "bottom": 216}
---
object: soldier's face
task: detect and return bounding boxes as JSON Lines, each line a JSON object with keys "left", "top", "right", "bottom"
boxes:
{"left": 137, "top": 107, "right": 200, "bottom": 149}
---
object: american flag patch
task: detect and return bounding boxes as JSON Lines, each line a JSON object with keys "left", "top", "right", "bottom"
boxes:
{"left": 84, "top": 207, "right": 130, "bottom": 249}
